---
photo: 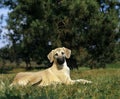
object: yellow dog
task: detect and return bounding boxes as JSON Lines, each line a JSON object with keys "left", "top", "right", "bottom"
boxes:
{"left": 10, "top": 47, "right": 92, "bottom": 86}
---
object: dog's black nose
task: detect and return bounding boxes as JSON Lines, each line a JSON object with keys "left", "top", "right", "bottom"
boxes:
{"left": 57, "top": 57, "right": 65, "bottom": 65}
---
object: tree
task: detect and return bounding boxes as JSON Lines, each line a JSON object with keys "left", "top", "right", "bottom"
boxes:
{"left": 4, "top": 0, "right": 52, "bottom": 69}
{"left": 49, "top": 0, "right": 120, "bottom": 68}
{"left": 3, "top": 0, "right": 120, "bottom": 69}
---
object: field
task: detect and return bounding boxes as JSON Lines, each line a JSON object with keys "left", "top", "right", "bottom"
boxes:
{"left": 0, "top": 62, "right": 120, "bottom": 99}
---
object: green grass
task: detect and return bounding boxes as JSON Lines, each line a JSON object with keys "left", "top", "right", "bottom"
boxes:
{"left": 0, "top": 66, "right": 120, "bottom": 99}
{"left": 106, "top": 61, "right": 120, "bottom": 68}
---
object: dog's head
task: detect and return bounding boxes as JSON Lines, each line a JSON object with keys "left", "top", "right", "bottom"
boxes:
{"left": 47, "top": 47, "right": 71, "bottom": 65}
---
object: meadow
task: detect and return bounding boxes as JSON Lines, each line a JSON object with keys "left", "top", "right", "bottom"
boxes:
{"left": 0, "top": 62, "right": 120, "bottom": 99}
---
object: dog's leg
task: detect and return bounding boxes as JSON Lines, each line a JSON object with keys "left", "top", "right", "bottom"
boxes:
{"left": 64, "top": 75, "right": 92, "bottom": 85}
{"left": 10, "top": 79, "right": 29, "bottom": 87}
{"left": 66, "top": 78, "right": 92, "bottom": 85}
{"left": 29, "top": 77, "right": 42, "bottom": 86}
{"left": 73, "top": 79, "right": 92, "bottom": 84}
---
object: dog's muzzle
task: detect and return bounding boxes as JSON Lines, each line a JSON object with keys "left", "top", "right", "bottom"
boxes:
{"left": 57, "top": 57, "right": 65, "bottom": 65}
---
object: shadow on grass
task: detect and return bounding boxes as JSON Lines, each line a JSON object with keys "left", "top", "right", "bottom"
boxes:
{"left": 0, "top": 65, "right": 50, "bottom": 74}
{"left": 0, "top": 66, "right": 14, "bottom": 74}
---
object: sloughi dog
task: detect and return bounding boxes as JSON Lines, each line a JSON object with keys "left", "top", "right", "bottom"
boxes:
{"left": 10, "top": 47, "right": 92, "bottom": 86}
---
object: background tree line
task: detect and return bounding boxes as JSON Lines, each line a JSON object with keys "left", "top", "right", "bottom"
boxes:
{"left": 0, "top": 0, "right": 120, "bottom": 69}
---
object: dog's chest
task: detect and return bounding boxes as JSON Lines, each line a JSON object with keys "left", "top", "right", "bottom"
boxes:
{"left": 55, "top": 65, "right": 70, "bottom": 80}
{"left": 63, "top": 66, "right": 70, "bottom": 76}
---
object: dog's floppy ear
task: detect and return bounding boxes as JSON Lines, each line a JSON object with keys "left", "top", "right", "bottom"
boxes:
{"left": 47, "top": 50, "right": 54, "bottom": 63}
{"left": 63, "top": 47, "right": 71, "bottom": 59}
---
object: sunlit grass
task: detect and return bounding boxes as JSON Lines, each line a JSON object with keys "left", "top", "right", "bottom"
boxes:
{"left": 0, "top": 65, "right": 120, "bottom": 99}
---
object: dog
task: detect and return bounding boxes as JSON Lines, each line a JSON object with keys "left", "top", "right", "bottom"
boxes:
{"left": 10, "top": 47, "right": 92, "bottom": 86}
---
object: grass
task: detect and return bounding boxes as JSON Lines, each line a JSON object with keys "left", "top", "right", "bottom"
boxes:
{"left": 0, "top": 63, "right": 120, "bottom": 99}
{"left": 106, "top": 61, "right": 120, "bottom": 68}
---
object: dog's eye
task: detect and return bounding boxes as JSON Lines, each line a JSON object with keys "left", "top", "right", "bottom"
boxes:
{"left": 61, "top": 52, "right": 64, "bottom": 55}
{"left": 55, "top": 53, "right": 58, "bottom": 56}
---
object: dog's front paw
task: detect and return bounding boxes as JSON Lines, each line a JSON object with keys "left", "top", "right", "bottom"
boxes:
{"left": 76, "top": 79, "right": 92, "bottom": 84}
{"left": 85, "top": 80, "right": 92, "bottom": 84}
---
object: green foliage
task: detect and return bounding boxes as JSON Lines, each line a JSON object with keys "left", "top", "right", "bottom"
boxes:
{"left": 115, "top": 42, "right": 120, "bottom": 61}
{"left": 0, "top": 68, "right": 120, "bottom": 98}
{"left": 2, "top": 0, "right": 120, "bottom": 68}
